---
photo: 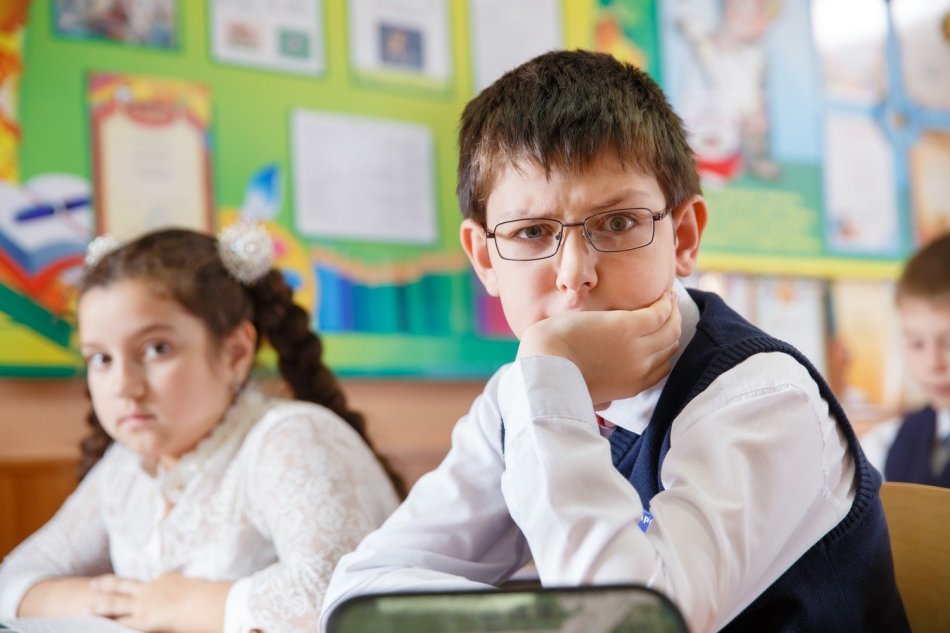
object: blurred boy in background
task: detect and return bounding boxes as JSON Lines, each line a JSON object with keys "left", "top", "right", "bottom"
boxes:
{"left": 862, "top": 233, "right": 950, "bottom": 487}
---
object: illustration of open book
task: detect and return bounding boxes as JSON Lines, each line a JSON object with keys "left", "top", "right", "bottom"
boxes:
{"left": 0, "top": 174, "right": 91, "bottom": 278}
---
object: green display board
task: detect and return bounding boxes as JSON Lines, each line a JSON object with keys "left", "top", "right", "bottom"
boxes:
{"left": 0, "top": 0, "right": 623, "bottom": 378}
{"left": 4, "top": 0, "right": 944, "bottom": 380}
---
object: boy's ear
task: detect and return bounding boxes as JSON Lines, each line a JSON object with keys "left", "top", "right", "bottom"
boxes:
{"left": 460, "top": 218, "right": 500, "bottom": 296}
{"left": 672, "top": 195, "right": 707, "bottom": 277}
{"left": 224, "top": 320, "right": 257, "bottom": 381}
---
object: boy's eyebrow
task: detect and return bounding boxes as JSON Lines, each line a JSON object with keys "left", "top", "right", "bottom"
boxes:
{"left": 590, "top": 189, "right": 658, "bottom": 211}
{"left": 494, "top": 189, "right": 662, "bottom": 223}
{"left": 501, "top": 190, "right": 660, "bottom": 218}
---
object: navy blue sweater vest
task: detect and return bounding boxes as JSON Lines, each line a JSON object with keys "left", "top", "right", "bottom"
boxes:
{"left": 885, "top": 406, "right": 950, "bottom": 487}
{"left": 608, "top": 290, "right": 908, "bottom": 632}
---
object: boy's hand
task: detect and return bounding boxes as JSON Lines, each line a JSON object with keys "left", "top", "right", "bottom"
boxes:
{"left": 517, "top": 292, "right": 681, "bottom": 407}
{"left": 89, "top": 572, "right": 230, "bottom": 633}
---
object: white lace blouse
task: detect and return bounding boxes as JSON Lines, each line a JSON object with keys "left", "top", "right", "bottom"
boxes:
{"left": 0, "top": 386, "right": 399, "bottom": 632}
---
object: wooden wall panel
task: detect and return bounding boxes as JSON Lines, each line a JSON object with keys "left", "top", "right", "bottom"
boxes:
{"left": 0, "top": 377, "right": 482, "bottom": 558}
{"left": 0, "top": 458, "right": 79, "bottom": 558}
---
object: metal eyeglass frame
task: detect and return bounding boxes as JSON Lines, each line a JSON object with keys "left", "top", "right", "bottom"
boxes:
{"left": 485, "top": 207, "right": 673, "bottom": 261}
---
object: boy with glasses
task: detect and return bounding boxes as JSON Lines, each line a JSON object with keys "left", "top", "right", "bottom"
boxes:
{"left": 321, "top": 50, "right": 908, "bottom": 633}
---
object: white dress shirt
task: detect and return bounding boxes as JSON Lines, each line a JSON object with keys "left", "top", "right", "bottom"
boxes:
{"left": 321, "top": 282, "right": 856, "bottom": 633}
{"left": 0, "top": 386, "right": 398, "bottom": 633}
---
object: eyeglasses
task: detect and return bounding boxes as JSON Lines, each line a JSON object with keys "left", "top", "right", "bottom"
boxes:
{"left": 485, "top": 207, "right": 672, "bottom": 261}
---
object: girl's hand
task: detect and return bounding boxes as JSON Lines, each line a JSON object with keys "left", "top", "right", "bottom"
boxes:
{"left": 517, "top": 291, "right": 681, "bottom": 407}
{"left": 90, "top": 573, "right": 230, "bottom": 633}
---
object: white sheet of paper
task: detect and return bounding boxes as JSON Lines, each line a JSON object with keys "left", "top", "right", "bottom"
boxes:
{"left": 894, "top": 0, "right": 950, "bottom": 110}
{"left": 810, "top": 0, "right": 887, "bottom": 105}
{"left": 824, "top": 111, "right": 899, "bottom": 254}
{"left": 754, "top": 277, "right": 827, "bottom": 375}
{"left": 290, "top": 110, "right": 437, "bottom": 244}
{"left": 468, "top": 0, "right": 563, "bottom": 91}
{"left": 0, "top": 617, "right": 137, "bottom": 633}
{"left": 210, "top": 0, "right": 324, "bottom": 75}
{"left": 348, "top": 0, "right": 450, "bottom": 81}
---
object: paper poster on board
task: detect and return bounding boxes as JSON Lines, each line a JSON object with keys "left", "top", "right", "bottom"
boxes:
{"left": 661, "top": 0, "right": 826, "bottom": 261}
{"left": 813, "top": 0, "right": 950, "bottom": 255}
{"left": 210, "top": 0, "right": 324, "bottom": 75}
{"left": 89, "top": 73, "right": 214, "bottom": 239}
{"left": 468, "top": 0, "right": 563, "bottom": 91}
{"left": 290, "top": 109, "right": 437, "bottom": 244}
{"left": 347, "top": 0, "right": 451, "bottom": 89}
{"left": 829, "top": 279, "right": 904, "bottom": 417}
{"left": 54, "top": 0, "right": 177, "bottom": 48}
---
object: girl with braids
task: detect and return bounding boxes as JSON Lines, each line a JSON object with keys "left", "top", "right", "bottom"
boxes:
{"left": 0, "top": 226, "right": 401, "bottom": 632}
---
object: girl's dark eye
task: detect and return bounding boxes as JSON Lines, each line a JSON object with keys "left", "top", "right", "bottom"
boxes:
{"left": 144, "top": 342, "right": 172, "bottom": 359}
{"left": 85, "top": 352, "right": 110, "bottom": 369}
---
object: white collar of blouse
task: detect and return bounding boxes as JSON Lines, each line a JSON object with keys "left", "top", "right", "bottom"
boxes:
{"left": 142, "top": 383, "right": 270, "bottom": 503}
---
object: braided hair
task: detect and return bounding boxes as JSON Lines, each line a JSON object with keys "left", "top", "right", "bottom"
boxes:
{"left": 77, "top": 228, "right": 406, "bottom": 497}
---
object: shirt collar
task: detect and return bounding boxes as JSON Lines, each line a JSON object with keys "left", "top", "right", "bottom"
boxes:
{"left": 938, "top": 408, "right": 950, "bottom": 441}
{"left": 598, "top": 280, "right": 699, "bottom": 434}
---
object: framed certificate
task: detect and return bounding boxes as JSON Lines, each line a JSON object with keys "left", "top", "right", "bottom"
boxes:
{"left": 89, "top": 73, "right": 214, "bottom": 239}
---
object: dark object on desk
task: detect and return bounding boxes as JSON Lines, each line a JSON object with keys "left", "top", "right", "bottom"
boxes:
{"left": 327, "top": 583, "right": 689, "bottom": 633}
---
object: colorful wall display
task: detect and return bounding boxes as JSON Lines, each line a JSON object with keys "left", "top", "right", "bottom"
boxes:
{"left": 663, "top": 0, "right": 950, "bottom": 280}
{"left": 2, "top": 0, "right": 948, "bottom": 388}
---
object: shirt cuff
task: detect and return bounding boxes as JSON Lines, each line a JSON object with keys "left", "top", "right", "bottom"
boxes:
{"left": 497, "top": 356, "right": 596, "bottom": 441}
{"left": 0, "top": 573, "right": 53, "bottom": 619}
{"left": 224, "top": 577, "right": 259, "bottom": 633}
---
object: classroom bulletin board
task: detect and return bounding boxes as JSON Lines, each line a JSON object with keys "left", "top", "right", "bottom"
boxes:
{"left": 1, "top": 0, "right": 948, "bottom": 401}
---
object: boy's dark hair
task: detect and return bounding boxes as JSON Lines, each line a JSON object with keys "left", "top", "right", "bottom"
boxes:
{"left": 78, "top": 228, "right": 405, "bottom": 496}
{"left": 457, "top": 49, "right": 701, "bottom": 226}
{"left": 896, "top": 233, "right": 950, "bottom": 305}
